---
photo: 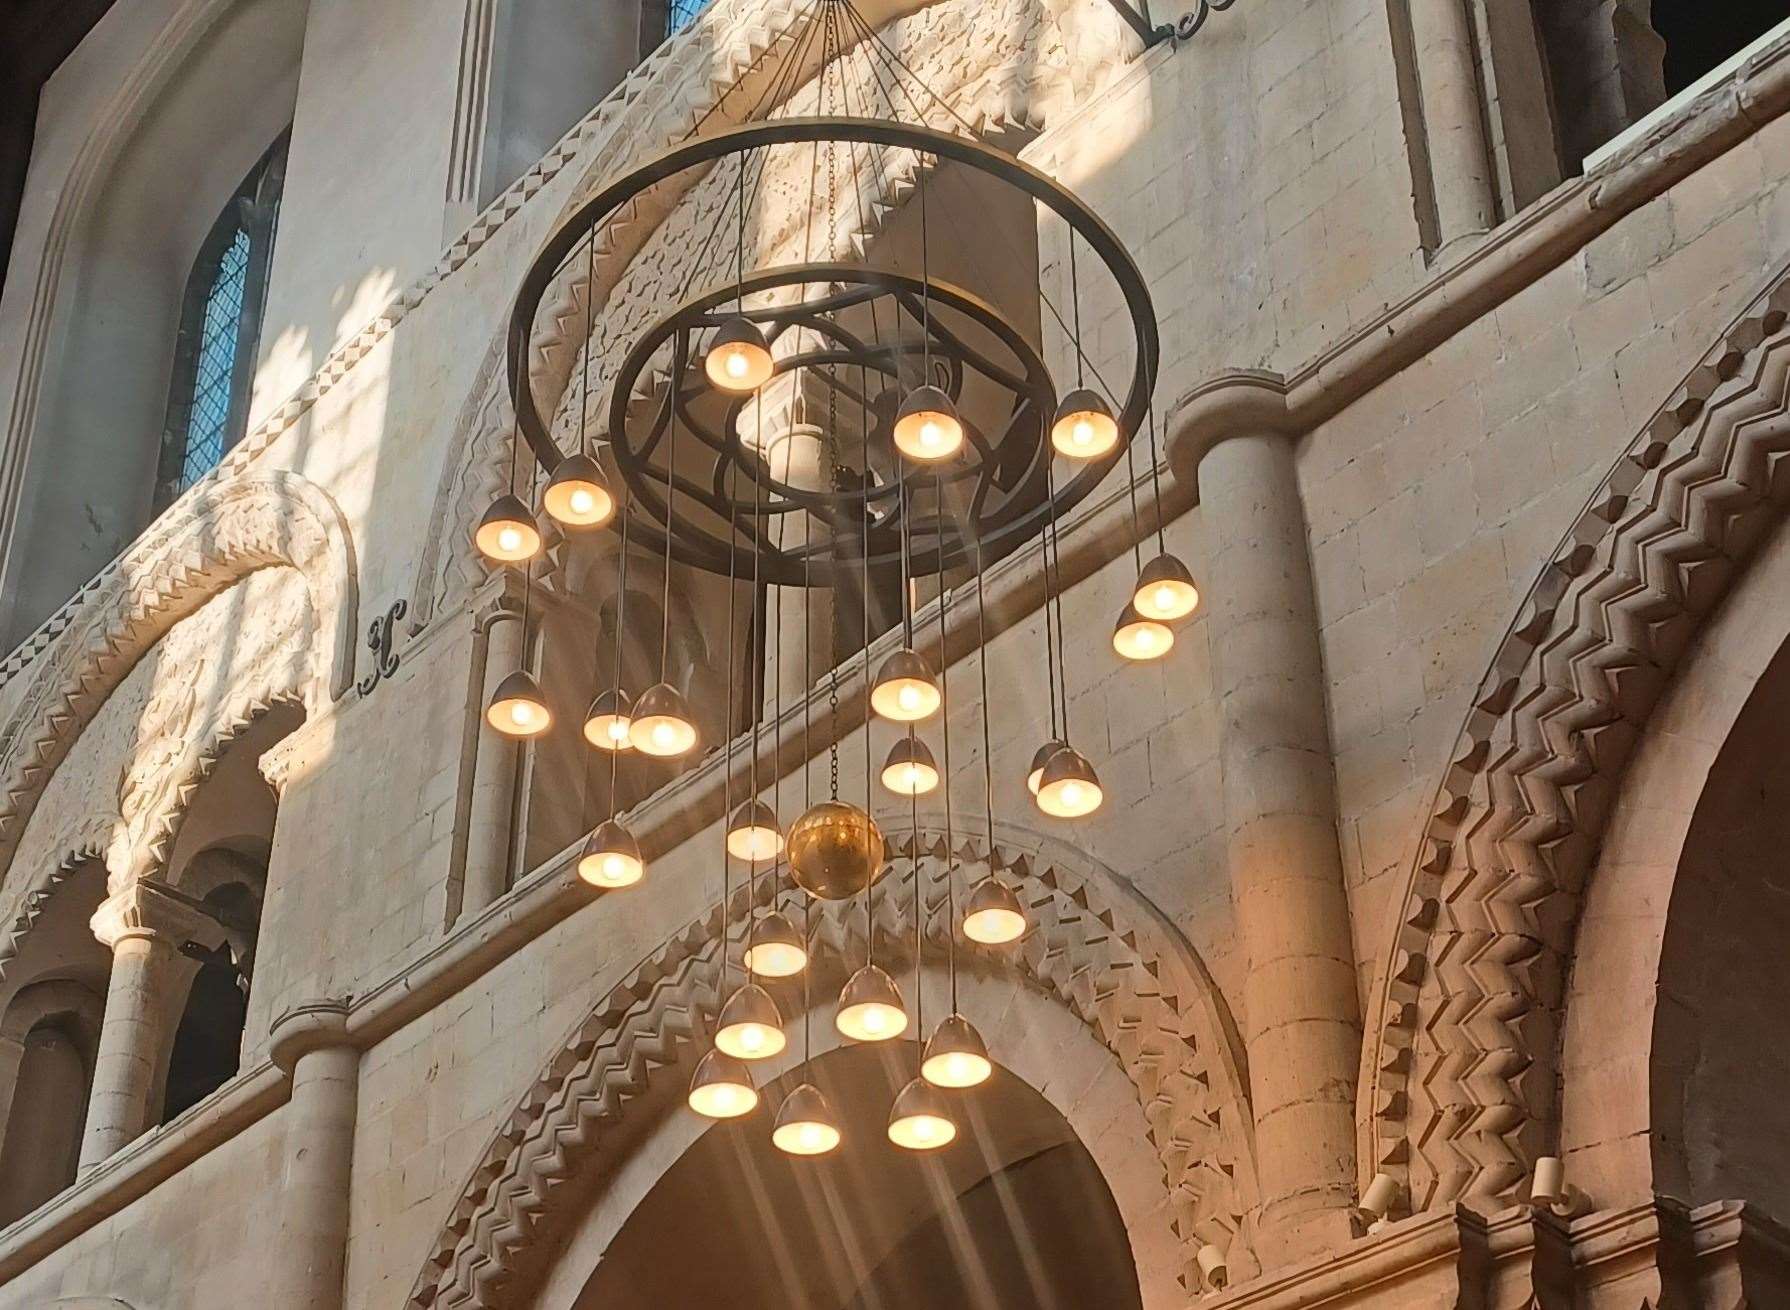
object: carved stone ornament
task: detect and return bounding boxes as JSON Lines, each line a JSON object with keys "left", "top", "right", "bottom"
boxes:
{"left": 405, "top": 830, "right": 1258, "bottom": 1308}
{"left": 1363, "top": 266, "right": 1790, "bottom": 1209}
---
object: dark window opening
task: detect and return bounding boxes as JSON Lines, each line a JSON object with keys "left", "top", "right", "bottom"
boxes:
{"left": 161, "top": 878, "right": 262, "bottom": 1123}
{"left": 154, "top": 132, "right": 287, "bottom": 513}
{"left": 1654, "top": 0, "right": 1789, "bottom": 95}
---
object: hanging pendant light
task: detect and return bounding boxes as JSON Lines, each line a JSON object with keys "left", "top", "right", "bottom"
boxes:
{"left": 1026, "top": 739, "right": 1066, "bottom": 797}
{"left": 1132, "top": 552, "right": 1200, "bottom": 621}
{"left": 577, "top": 819, "right": 644, "bottom": 888}
{"left": 963, "top": 878, "right": 1026, "bottom": 945}
{"left": 773, "top": 1083, "right": 842, "bottom": 1156}
{"left": 486, "top": 670, "right": 552, "bottom": 738}
{"left": 1035, "top": 745, "right": 1104, "bottom": 819}
{"left": 922, "top": 1014, "right": 993, "bottom": 1088}
{"left": 688, "top": 1049, "right": 758, "bottom": 1118}
{"left": 870, "top": 648, "right": 941, "bottom": 723}
{"left": 1112, "top": 602, "right": 1174, "bottom": 662}
{"left": 887, "top": 1077, "right": 957, "bottom": 1150}
{"left": 742, "top": 910, "right": 807, "bottom": 978}
{"left": 1050, "top": 388, "right": 1120, "bottom": 459}
{"left": 715, "top": 982, "right": 785, "bottom": 1060}
{"left": 705, "top": 316, "right": 774, "bottom": 392}
{"left": 629, "top": 682, "right": 699, "bottom": 756}
{"left": 835, "top": 964, "right": 908, "bottom": 1042}
{"left": 892, "top": 385, "right": 964, "bottom": 462}
{"left": 541, "top": 453, "right": 616, "bottom": 529}
{"left": 582, "top": 689, "right": 635, "bottom": 751}
{"left": 880, "top": 736, "right": 940, "bottom": 796}
{"left": 725, "top": 800, "right": 784, "bottom": 862}
{"left": 474, "top": 494, "right": 543, "bottom": 563}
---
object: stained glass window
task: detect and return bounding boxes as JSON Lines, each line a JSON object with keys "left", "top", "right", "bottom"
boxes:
{"left": 665, "top": 0, "right": 713, "bottom": 37}
{"left": 156, "top": 135, "right": 286, "bottom": 511}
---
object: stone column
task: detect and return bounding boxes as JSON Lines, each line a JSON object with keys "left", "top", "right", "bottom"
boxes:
{"left": 1409, "top": 0, "right": 1496, "bottom": 249}
{"left": 268, "top": 1000, "right": 359, "bottom": 1310}
{"left": 1198, "top": 431, "right": 1360, "bottom": 1264}
{"left": 79, "top": 883, "right": 209, "bottom": 1171}
{"left": 462, "top": 603, "right": 524, "bottom": 916}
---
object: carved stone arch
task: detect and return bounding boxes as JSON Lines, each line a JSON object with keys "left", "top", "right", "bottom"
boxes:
{"left": 1360, "top": 264, "right": 1790, "bottom": 1209}
{"left": 404, "top": 824, "right": 1256, "bottom": 1309}
{"left": 0, "top": 978, "right": 104, "bottom": 1050}
{"left": 413, "top": 0, "right": 1137, "bottom": 628}
{"left": 112, "top": 690, "right": 306, "bottom": 886}
{"left": 0, "top": 470, "right": 356, "bottom": 888}
{"left": 0, "top": 846, "right": 104, "bottom": 994}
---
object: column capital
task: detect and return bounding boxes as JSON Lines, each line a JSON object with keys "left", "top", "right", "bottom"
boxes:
{"left": 268, "top": 998, "right": 354, "bottom": 1074}
{"left": 89, "top": 881, "right": 213, "bottom": 950}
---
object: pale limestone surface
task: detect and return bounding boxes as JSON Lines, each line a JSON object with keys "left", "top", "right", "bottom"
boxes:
{"left": 0, "top": 0, "right": 1788, "bottom": 1306}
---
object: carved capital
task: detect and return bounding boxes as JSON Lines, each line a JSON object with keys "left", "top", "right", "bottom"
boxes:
{"left": 268, "top": 998, "right": 354, "bottom": 1074}
{"left": 89, "top": 882, "right": 213, "bottom": 951}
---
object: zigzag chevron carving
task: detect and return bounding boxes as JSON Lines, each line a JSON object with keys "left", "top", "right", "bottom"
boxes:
{"left": 404, "top": 832, "right": 1256, "bottom": 1308}
{"left": 1364, "top": 267, "right": 1790, "bottom": 1209}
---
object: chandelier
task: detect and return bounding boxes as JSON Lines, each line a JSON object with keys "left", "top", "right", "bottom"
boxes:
{"left": 475, "top": 0, "right": 1197, "bottom": 1155}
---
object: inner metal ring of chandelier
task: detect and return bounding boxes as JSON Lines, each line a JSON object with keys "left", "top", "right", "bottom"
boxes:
{"left": 506, "top": 115, "right": 1160, "bottom": 585}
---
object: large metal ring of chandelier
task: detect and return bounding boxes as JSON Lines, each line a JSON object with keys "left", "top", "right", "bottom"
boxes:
{"left": 506, "top": 115, "right": 1160, "bottom": 584}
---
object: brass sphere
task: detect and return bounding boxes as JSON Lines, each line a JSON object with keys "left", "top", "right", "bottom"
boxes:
{"left": 786, "top": 800, "right": 887, "bottom": 901}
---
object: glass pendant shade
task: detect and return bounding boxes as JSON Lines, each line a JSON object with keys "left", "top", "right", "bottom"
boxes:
{"left": 1035, "top": 745, "right": 1104, "bottom": 818}
{"left": 688, "top": 1049, "right": 757, "bottom": 1119}
{"left": 577, "top": 819, "right": 644, "bottom": 888}
{"left": 892, "top": 385, "right": 965, "bottom": 462}
{"left": 922, "top": 1014, "right": 993, "bottom": 1088}
{"left": 541, "top": 453, "right": 615, "bottom": 529}
{"left": 486, "top": 670, "right": 552, "bottom": 738}
{"left": 887, "top": 1077, "right": 957, "bottom": 1150}
{"left": 582, "top": 689, "right": 634, "bottom": 751}
{"left": 704, "top": 316, "right": 774, "bottom": 392}
{"left": 1132, "top": 552, "right": 1200, "bottom": 621}
{"left": 963, "top": 878, "right": 1026, "bottom": 945}
{"left": 715, "top": 983, "right": 785, "bottom": 1061}
{"left": 473, "top": 494, "right": 543, "bottom": 563}
{"left": 835, "top": 964, "right": 908, "bottom": 1042}
{"left": 1026, "top": 739, "right": 1066, "bottom": 797}
{"left": 629, "top": 682, "right": 699, "bottom": 756}
{"left": 1112, "top": 602, "right": 1174, "bottom": 661}
{"left": 726, "top": 800, "right": 784, "bottom": 862}
{"left": 869, "top": 648, "right": 941, "bottom": 723}
{"left": 880, "top": 736, "right": 940, "bottom": 796}
{"left": 773, "top": 1084, "right": 842, "bottom": 1156}
{"left": 1049, "top": 388, "right": 1120, "bottom": 459}
{"left": 742, "top": 910, "right": 807, "bottom": 978}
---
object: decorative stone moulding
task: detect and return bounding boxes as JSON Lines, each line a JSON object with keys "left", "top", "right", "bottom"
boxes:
{"left": 404, "top": 831, "right": 1258, "bottom": 1308}
{"left": 1364, "top": 265, "right": 1790, "bottom": 1211}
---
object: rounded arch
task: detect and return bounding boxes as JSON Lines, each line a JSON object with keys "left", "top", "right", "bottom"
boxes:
{"left": 404, "top": 825, "right": 1256, "bottom": 1309}
{"left": 1556, "top": 514, "right": 1790, "bottom": 1207}
{"left": 0, "top": 469, "right": 356, "bottom": 881}
{"left": 544, "top": 1001, "right": 1152, "bottom": 1308}
{"left": 1359, "top": 265, "right": 1790, "bottom": 1208}
{"left": 0, "top": 0, "right": 309, "bottom": 644}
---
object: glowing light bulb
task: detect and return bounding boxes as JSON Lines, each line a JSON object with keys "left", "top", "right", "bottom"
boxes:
{"left": 1060, "top": 781, "right": 1084, "bottom": 808}
{"left": 652, "top": 722, "right": 675, "bottom": 749}
{"left": 798, "top": 1123, "right": 827, "bottom": 1150}
{"left": 606, "top": 720, "right": 629, "bottom": 743}
{"left": 1072, "top": 419, "right": 1095, "bottom": 447}
{"left": 920, "top": 420, "right": 943, "bottom": 449}
{"left": 497, "top": 526, "right": 523, "bottom": 553}
{"left": 897, "top": 685, "right": 921, "bottom": 713}
{"left": 861, "top": 1008, "right": 889, "bottom": 1036}
{"left": 568, "top": 488, "right": 594, "bottom": 515}
{"left": 509, "top": 702, "right": 536, "bottom": 728}
{"left": 1155, "top": 585, "right": 1177, "bottom": 611}
{"left": 725, "top": 350, "right": 749, "bottom": 379}
{"left": 736, "top": 1024, "right": 769, "bottom": 1054}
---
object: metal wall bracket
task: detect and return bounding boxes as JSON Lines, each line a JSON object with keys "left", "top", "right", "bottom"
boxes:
{"left": 1099, "top": 0, "right": 1238, "bottom": 49}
